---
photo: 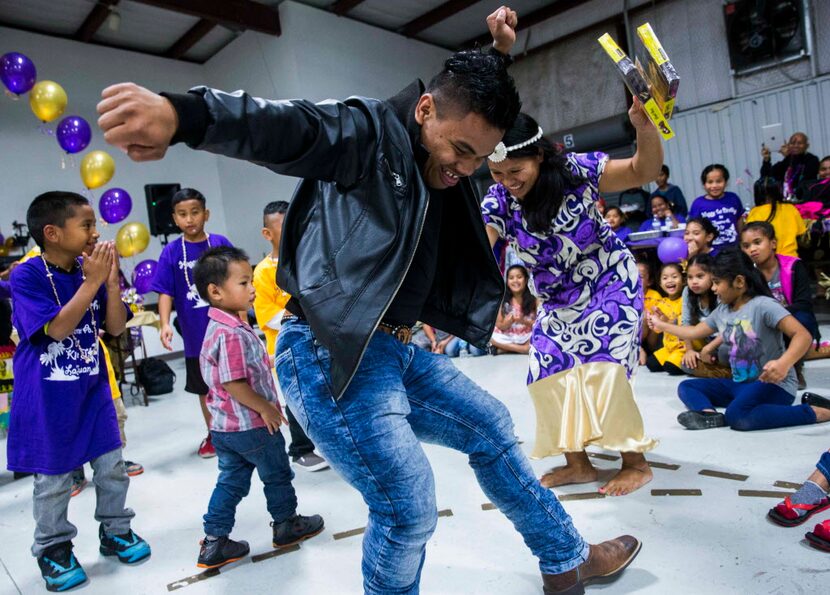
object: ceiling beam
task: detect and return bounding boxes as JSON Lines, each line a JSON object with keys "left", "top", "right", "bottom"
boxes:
{"left": 76, "top": 0, "right": 120, "bottom": 42}
{"left": 165, "top": 18, "right": 217, "bottom": 59}
{"left": 130, "top": 0, "right": 280, "bottom": 36}
{"left": 398, "top": 0, "right": 480, "bottom": 38}
{"left": 461, "top": 0, "right": 588, "bottom": 49}
{"left": 328, "top": 0, "right": 366, "bottom": 17}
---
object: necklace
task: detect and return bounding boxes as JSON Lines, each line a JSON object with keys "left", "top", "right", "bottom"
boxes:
{"left": 181, "top": 233, "right": 211, "bottom": 290}
{"left": 41, "top": 254, "right": 100, "bottom": 365}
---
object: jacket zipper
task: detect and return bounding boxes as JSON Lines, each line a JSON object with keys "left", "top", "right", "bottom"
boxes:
{"left": 336, "top": 189, "right": 430, "bottom": 398}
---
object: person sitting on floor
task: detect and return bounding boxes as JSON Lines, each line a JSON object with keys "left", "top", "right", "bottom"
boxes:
{"left": 490, "top": 264, "right": 537, "bottom": 355}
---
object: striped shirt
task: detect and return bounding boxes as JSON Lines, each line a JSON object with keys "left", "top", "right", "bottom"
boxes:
{"left": 200, "top": 307, "right": 281, "bottom": 432}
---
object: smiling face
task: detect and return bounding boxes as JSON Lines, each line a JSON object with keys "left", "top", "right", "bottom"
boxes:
{"left": 740, "top": 228, "right": 776, "bottom": 266}
{"left": 686, "top": 263, "right": 712, "bottom": 296}
{"left": 660, "top": 266, "right": 684, "bottom": 299}
{"left": 819, "top": 158, "right": 830, "bottom": 181}
{"left": 684, "top": 221, "right": 714, "bottom": 253}
{"left": 787, "top": 133, "right": 808, "bottom": 156}
{"left": 704, "top": 169, "right": 727, "bottom": 199}
{"left": 604, "top": 208, "right": 622, "bottom": 230}
{"left": 45, "top": 203, "right": 100, "bottom": 257}
{"left": 651, "top": 195, "right": 671, "bottom": 218}
{"left": 487, "top": 154, "right": 542, "bottom": 200}
{"left": 415, "top": 94, "right": 504, "bottom": 189}
{"left": 506, "top": 266, "right": 528, "bottom": 296}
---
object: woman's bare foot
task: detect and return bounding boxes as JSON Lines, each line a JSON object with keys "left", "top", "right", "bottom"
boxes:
{"left": 540, "top": 451, "right": 598, "bottom": 488}
{"left": 599, "top": 452, "right": 653, "bottom": 497}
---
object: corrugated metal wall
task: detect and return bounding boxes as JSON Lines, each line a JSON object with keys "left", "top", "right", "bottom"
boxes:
{"left": 661, "top": 74, "right": 830, "bottom": 208}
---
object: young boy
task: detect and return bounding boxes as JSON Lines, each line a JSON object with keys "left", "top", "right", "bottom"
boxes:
{"left": 194, "top": 246, "right": 324, "bottom": 568}
{"left": 253, "top": 201, "right": 328, "bottom": 472}
{"left": 150, "top": 188, "right": 232, "bottom": 458}
{"left": 8, "top": 192, "right": 150, "bottom": 592}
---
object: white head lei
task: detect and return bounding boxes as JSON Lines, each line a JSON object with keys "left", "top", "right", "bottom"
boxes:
{"left": 488, "top": 126, "right": 544, "bottom": 163}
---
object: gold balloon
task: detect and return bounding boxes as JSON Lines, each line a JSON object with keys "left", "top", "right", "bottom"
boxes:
{"left": 115, "top": 222, "right": 151, "bottom": 258}
{"left": 29, "top": 80, "right": 68, "bottom": 122}
{"left": 0, "top": 246, "right": 8, "bottom": 257}
{"left": 80, "top": 150, "right": 115, "bottom": 189}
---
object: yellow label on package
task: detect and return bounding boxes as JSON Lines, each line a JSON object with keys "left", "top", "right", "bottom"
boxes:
{"left": 598, "top": 33, "right": 626, "bottom": 63}
{"left": 637, "top": 23, "right": 668, "bottom": 65}
{"left": 643, "top": 98, "right": 674, "bottom": 140}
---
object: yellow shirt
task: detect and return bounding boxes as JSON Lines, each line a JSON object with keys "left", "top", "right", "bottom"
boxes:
{"left": 100, "top": 339, "right": 121, "bottom": 401}
{"left": 644, "top": 288, "right": 662, "bottom": 313}
{"left": 653, "top": 295, "right": 685, "bottom": 367}
{"left": 746, "top": 203, "right": 806, "bottom": 258}
{"left": 252, "top": 256, "right": 291, "bottom": 358}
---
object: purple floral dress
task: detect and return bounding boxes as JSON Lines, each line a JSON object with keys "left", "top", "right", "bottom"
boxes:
{"left": 481, "top": 152, "right": 643, "bottom": 385}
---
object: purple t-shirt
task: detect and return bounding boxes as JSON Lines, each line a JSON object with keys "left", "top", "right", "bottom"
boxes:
{"left": 7, "top": 258, "right": 123, "bottom": 474}
{"left": 688, "top": 191, "right": 745, "bottom": 247}
{"left": 150, "top": 234, "right": 233, "bottom": 357}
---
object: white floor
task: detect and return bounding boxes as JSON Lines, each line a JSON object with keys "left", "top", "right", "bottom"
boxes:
{"left": 2, "top": 349, "right": 830, "bottom": 594}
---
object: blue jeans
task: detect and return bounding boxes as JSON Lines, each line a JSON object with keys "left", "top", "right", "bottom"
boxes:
{"left": 677, "top": 378, "right": 816, "bottom": 431}
{"left": 444, "top": 337, "right": 487, "bottom": 357}
{"left": 791, "top": 309, "right": 820, "bottom": 343}
{"left": 817, "top": 451, "right": 830, "bottom": 484}
{"left": 203, "top": 427, "right": 297, "bottom": 537}
{"left": 276, "top": 319, "right": 587, "bottom": 594}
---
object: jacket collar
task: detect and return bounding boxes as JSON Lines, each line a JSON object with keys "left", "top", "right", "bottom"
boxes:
{"left": 386, "top": 80, "right": 429, "bottom": 170}
{"left": 208, "top": 306, "right": 245, "bottom": 328}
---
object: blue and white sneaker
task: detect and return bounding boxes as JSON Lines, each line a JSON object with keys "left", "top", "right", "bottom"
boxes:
{"left": 99, "top": 524, "right": 151, "bottom": 564}
{"left": 37, "top": 541, "right": 87, "bottom": 592}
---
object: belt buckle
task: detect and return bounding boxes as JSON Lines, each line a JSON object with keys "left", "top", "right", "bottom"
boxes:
{"left": 394, "top": 326, "right": 412, "bottom": 344}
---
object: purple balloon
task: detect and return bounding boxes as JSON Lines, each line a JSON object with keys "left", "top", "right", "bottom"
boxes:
{"left": 56, "top": 115, "right": 92, "bottom": 154}
{"left": 99, "top": 188, "right": 132, "bottom": 224}
{"left": 0, "top": 52, "right": 37, "bottom": 95}
{"left": 132, "top": 259, "right": 158, "bottom": 295}
{"left": 657, "top": 236, "right": 688, "bottom": 264}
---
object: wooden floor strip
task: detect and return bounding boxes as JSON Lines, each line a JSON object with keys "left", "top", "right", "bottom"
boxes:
{"left": 167, "top": 568, "right": 222, "bottom": 591}
{"left": 774, "top": 481, "right": 803, "bottom": 490}
{"left": 559, "top": 492, "right": 606, "bottom": 502}
{"left": 587, "top": 452, "right": 620, "bottom": 461}
{"left": 648, "top": 461, "right": 681, "bottom": 470}
{"left": 738, "top": 490, "right": 794, "bottom": 499}
{"left": 333, "top": 527, "right": 366, "bottom": 540}
{"left": 699, "top": 469, "right": 749, "bottom": 482}
{"left": 481, "top": 502, "right": 496, "bottom": 511}
{"left": 251, "top": 544, "right": 300, "bottom": 563}
{"left": 651, "top": 489, "right": 702, "bottom": 496}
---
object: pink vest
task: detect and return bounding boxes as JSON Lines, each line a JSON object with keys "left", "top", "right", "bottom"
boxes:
{"left": 776, "top": 254, "right": 798, "bottom": 305}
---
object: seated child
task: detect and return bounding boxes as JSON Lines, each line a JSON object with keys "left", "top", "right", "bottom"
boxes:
{"left": 646, "top": 263, "right": 686, "bottom": 375}
{"left": 638, "top": 260, "right": 662, "bottom": 365}
{"left": 604, "top": 206, "right": 631, "bottom": 243}
{"left": 746, "top": 177, "right": 806, "bottom": 258}
{"left": 490, "top": 265, "right": 536, "bottom": 355}
{"left": 741, "top": 221, "right": 818, "bottom": 389}
{"left": 193, "top": 246, "right": 324, "bottom": 569}
{"left": 678, "top": 254, "right": 730, "bottom": 379}
{"left": 649, "top": 248, "right": 830, "bottom": 431}
{"left": 684, "top": 217, "right": 718, "bottom": 258}
{"left": 767, "top": 444, "right": 830, "bottom": 552}
{"left": 9, "top": 192, "right": 149, "bottom": 592}
{"left": 411, "top": 323, "right": 453, "bottom": 354}
{"left": 638, "top": 194, "right": 685, "bottom": 231}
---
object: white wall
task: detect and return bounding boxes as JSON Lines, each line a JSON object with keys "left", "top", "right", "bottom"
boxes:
{"left": 202, "top": 0, "right": 449, "bottom": 260}
{"left": 0, "top": 26, "right": 231, "bottom": 356}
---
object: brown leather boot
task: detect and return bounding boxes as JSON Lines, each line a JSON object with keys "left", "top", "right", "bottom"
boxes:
{"left": 541, "top": 535, "right": 641, "bottom": 594}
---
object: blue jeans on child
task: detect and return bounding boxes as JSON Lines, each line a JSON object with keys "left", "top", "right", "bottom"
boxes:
{"left": 817, "top": 451, "right": 830, "bottom": 484}
{"left": 444, "top": 337, "right": 487, "bottom": 357}
{"left": 275, "top": 318, "right": 587, "bottom": 595}
{"left": 677, "top": 378, "right": 816, "bottom": 431}
{"left": 32, "top": 447, "right": 133, "bottom": 557}
{"left": 203, "top": 427, "right": 297, "bottom": 537}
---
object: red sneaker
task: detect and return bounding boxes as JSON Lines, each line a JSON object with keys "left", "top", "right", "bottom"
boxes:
{"left": 198, "top": 435, "right": 216, "bottom": 459}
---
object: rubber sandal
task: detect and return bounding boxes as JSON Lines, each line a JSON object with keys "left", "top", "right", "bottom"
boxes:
{"left": 805, "top": 520, "right": 830, "bottom": 552}
{"left": 768, "top": 495, "right": 830, "bottom": 527}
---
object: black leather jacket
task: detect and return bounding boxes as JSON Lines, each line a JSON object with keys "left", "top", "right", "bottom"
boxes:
{"left": 167, "top": 81, "right": 504, "bottom": 398}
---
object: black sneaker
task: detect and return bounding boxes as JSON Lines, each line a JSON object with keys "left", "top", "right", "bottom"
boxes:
{"left": 197, "top": 536, "right": 250, "bottom": 569}
{"left": 99, "top": 524, "right": 151, "bottom": 564}
{"left": 271, "top": 514, "right": 325, "bottom": 548}
{"left": 37, "top": 541, "right": 87, "bottom": 592}
{"left": 677, "top": 410, "right": 726, "bottom": 430}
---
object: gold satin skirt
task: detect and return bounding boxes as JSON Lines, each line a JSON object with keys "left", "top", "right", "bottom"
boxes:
{"left": 527, "top": 361, "right": 658, "bottom": 458}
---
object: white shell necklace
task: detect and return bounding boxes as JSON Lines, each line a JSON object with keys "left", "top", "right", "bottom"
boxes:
{"left": 181, "top": 233, "right": 211, "bottom": 290}
{"left": 41, "top": 254, "right": 100, "bottom": 364}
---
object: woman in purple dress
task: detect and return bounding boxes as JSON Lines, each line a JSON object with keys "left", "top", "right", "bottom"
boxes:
{"left": 482, "top": 103, "right": 663, "bottom": 496}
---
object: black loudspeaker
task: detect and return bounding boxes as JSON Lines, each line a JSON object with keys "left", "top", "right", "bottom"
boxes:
{"left": 144, "top": 183, "right": 181, "bottom": 237}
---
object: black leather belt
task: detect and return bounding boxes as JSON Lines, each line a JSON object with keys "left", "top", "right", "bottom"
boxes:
{"left": 280, "top": 312, "right": 412, "bottom": 344}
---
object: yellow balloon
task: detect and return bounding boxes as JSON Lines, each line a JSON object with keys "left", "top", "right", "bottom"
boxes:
{"left": 115, "top": 222, "right": 150, "bottom": 258}
{"left": 29, "top": 80, "right": 68, "bottom": 122}
{"left": 80, "top": 150, "right": 115, "bottom": 189}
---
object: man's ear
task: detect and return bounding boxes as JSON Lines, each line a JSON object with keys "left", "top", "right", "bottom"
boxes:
{"left": 414, "top": 94, "right": 435, "bottom": 126}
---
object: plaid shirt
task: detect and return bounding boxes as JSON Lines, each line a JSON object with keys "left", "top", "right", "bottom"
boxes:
{"left": 200, "top": 307, "right": 282, "bottom": 432}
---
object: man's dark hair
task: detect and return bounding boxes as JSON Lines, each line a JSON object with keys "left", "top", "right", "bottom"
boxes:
{"left": 27, "top": 191, "right": 90, "bottom": 248}
{"left": 172, "top": 187, "right": 206, "bottom": 208}
{"left": 263, "top": 200, "right": 289, "bottom": 226}
{"left": 427, "top": 50, "right": 521, "bottom": 131}
{"left": 661, "top": 164, "right": 670, "bottom": 176}
{"left": 194, "top": 246, "right": 249, "bottom": 303}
